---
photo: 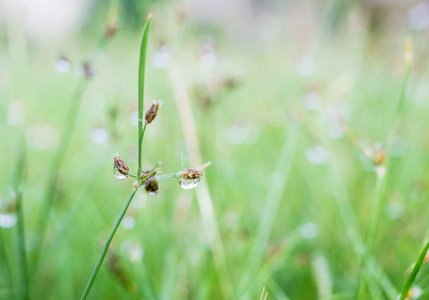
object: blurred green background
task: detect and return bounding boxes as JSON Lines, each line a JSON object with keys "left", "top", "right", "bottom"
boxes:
{"left": 1, "top": 0, "right": 429, "bottom": 299}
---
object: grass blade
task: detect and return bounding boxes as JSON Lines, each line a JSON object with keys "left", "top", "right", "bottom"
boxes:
{"left": 169, "top": 63, "right": 233, "bottom": 298}
{"left": 137, "top": 14, "right": 152, "bottom": 178}
{"left": 398, "top": 241, "right": 429, "bottom": 300}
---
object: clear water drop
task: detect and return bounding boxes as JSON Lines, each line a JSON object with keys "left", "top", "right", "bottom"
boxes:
{"left": 0, "top": 214, "right": 17, "bottom": 228}
{"left": 122, "top": 216, "right": 135, "bottom": 229}
{"left": 55, "top": 56, "right": 70, "bottom": 73}
{"left": 114, "top": 166, "right": 128, "bottom": 180}
{"left": 178, "top": 177, "right": 201, "bottom": 190}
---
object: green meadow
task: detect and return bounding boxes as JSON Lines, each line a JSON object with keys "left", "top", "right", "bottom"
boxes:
{"left": 1, "top": 1, "right": 429, "bottom": 299}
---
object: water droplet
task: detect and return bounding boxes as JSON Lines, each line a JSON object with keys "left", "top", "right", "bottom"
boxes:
{"left": 409, "top": 2, "right": 429, "bottom": 30}
{"left": 198, "top": 43, "right": 217, "bottom": 71}
{"left": 114, "top": 166, "right": 128, "bottom": 180}
{"left": 225, "top": 124, "right": 248, "bottom": 145}
{"left": 120, "top": 240, "right": 144, "bottom": 262}
{"left": 0, "top": 214, "right": 17, "bottom": 228}
{"left": 55, "top": 56, "right": 70, "bottom": 73}
{"left": 408, "top": 285, "right": 423, "bottom": 299}
{"left": 151, "top": 45, "right": 170, "bottom": 69}
{"left": 178, "top": 177, "right": 201, "bottom": 190}
{"left": 300, "top": 222, "right": 318, "bottom": 239}
{"left": 303, "top": 93, "right": 322, "bottom": 111}
{"left": 294, "top": 55, "right": 315, "bottom": 77}
{"left": 122, "top": 216, "right": 135, "bottom": 229}
{"left": 91, "top": 128, "right": 109, "bottom": 144}
{"left": 306, "top": 146, "right": 329, "bottom": 165}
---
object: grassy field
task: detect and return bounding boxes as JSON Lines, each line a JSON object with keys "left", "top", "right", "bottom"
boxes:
{"left": 1, "top": 0, "right": 429, "bottom": 299}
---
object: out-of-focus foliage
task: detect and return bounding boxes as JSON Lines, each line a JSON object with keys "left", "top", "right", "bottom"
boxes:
{"left": 1, "top": 0, "right": 429, "bottom": 299}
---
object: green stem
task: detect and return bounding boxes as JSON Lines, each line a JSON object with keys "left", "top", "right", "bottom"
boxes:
{"left": 356, "top": 39, "right": 412, "bottom": 299}
{"left": 356, "top": 172, "right": 386, "bottom": 299}
{"left": 81, "top": 189, "right": 137, "bottom": 300}
{"left": 388, "top": 62, "right": 412, "bottom": 148}
{"left": 399, "top": 241, "right": 429, "bottom": 300}
{"left": 137, "top": 15, "right": 152, "bottom": 178}
{"left": 155, "top": 173, "right": 178, "bottom": 180}
{"left": 137, "top": 123, "right": 148, "bottom": 178}
{"left": 237, "top": 125, "right": 300, "bottom": 296}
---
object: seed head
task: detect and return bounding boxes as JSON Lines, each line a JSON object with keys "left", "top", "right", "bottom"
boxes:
{"left": 140, "top": 168, "right": 158, "bottom": 181}
{"left": 104, "top": 25, "right": 118, "bottom": 39}
{"left": 145, "top": 177, "right": 159, "bottom": 195}
{"left": 82, "top": 62, "right": 95, "bottom": 79}
{"left": 180, "top": 169, "right": 203, "bottom": 180}
{"left": 373, "top": 147, "right": 386, "bottom": 166}
{"left": 145, "top": 100, "right": 163, "bottom": 124}
{"left": 113, "top": 155, "right": 129, "bottom": 179}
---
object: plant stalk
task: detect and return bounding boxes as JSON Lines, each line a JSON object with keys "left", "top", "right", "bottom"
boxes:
{"left": 80, "top": 189, "right": 137, "bottom": 300}
{"left": 137, "top": 15, "right": 152, "bottom": 179}
{"left": 399, "top": 241, "right": 429, "bottom": 300}
{"left": 356, "top": 171, "right": 386, "bottom": 299}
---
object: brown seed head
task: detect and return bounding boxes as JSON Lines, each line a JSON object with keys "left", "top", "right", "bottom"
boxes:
{"left": 82, "top": 62, "right": 95, "bottom": 79}
{"left": 145, "top": 177, "right": 159, "bottom": 195}
{"left": 140, "top": 169, "right": 158, "bottom": 181}
{"left": 373, "top": 147, "right": 386, "bottom": 166}
{"left": 180, "top": 169, "right": 203, "bottom": 180}
{"left": 114, "top": 155, "right": 129, "bottom": 176}
{"left": 104, "top": 25, "right": 118, "bottom": 39}
{"left": 145, "top": 100, "right": 163, "bottom": 124}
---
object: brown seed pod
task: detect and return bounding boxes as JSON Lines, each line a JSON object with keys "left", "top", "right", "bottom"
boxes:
{"left": 140, "top": 168, "right": 158, "bottom": 181}
{"left": 113, "top": 155, "right": 129, "bottom": 179}
{"left": 180, "top": 169, "right": 203, "bottom": 180}
{"left": 145, "top": 177, "right": 159, "bottom": 195}
{"left": 145, "top": 100, "right": 163, "bottom": 124}
{"left": 373, "top": 147, "right": 386, "bottom": 166}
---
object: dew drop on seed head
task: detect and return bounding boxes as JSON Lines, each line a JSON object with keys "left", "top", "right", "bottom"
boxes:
{"left": 114, "top": 166, "right": 128, "bottom": 180}
{"left": 178, "top": 177, "right": 201, "bottom": 190}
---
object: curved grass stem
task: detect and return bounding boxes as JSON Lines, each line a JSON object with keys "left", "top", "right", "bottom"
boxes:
{"left": 80, "top": 189, "right": 137, "bottom": 300}
{"left": 81, "top": 13, "right": 152, "bottom": 299}
{"left": 356, "top": 172, "right": 387, "bottom": 299}
{"left": 399, "top": 241, "right": 429, "bottom": 300}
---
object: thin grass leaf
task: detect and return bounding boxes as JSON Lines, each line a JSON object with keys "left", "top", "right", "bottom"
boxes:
{"left": 356, "top": 36, "right": 413, "bottom": 299}
{"left": 399, "top": 241, "right": 429, "bottom": 300}
{"left": 260, "top": 286, "right": 266, "bottom": 300}
{"left": 137, "top": 14, "right": 152, "bottom": 178}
